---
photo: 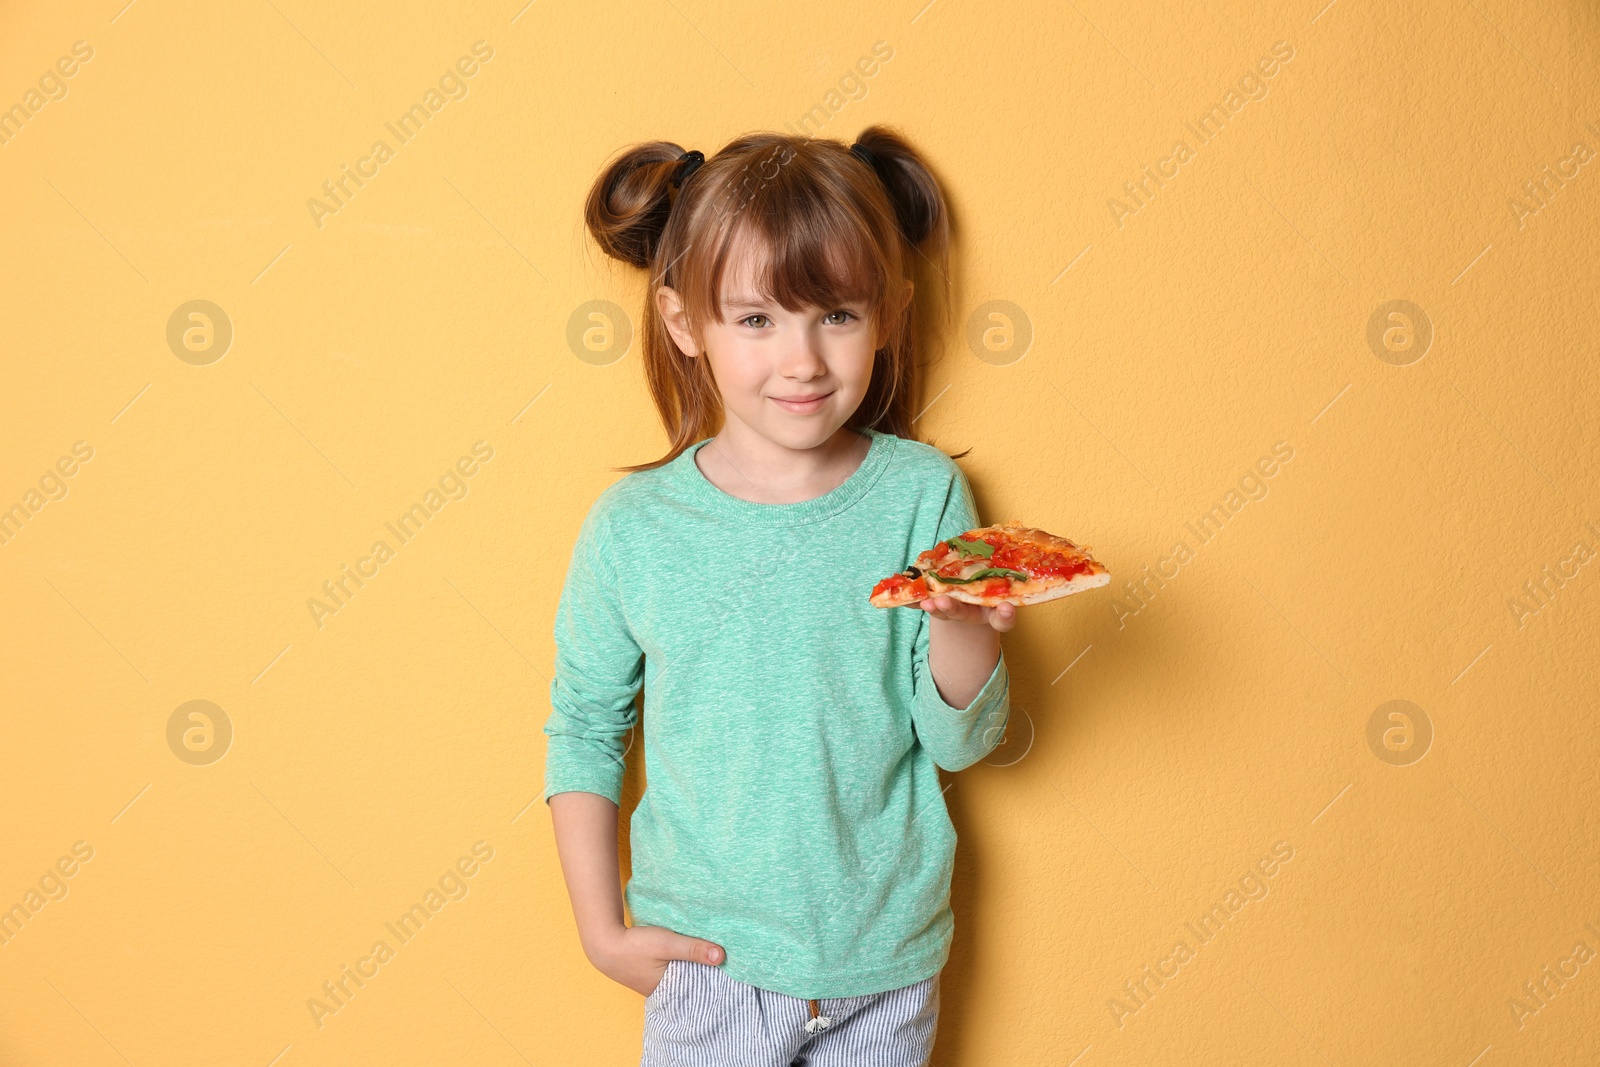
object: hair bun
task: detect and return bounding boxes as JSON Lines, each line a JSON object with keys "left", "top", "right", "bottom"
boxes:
{"left": 583, "top": 141, "right": 688, "bottom": 269}
{"left": 850, "top": 124, "right": 947, "bottom": 250}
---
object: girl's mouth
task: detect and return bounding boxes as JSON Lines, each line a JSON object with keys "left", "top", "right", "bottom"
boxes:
{"left": 770, "top": 391, "right": 832, "bottom": 414}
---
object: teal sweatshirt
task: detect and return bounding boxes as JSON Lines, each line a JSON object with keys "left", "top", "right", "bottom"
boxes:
{"left": 542, "top": 427, "right": 1010, "bottom": 999}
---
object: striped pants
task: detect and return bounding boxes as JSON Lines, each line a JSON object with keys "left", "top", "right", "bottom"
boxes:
{"left": 641, "top": 958, "right": 941, "bottom": 1066}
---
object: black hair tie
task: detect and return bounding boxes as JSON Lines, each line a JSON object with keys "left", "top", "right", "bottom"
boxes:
{"left": 850, "top": 141, "right": 882, "bottom": 177}
{"left": 670, "top": 149, "right": 705, "bottom": 189}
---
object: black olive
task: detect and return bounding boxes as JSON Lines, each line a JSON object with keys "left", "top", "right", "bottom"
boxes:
{"left": 904, "top": 566, "right": 922, "bottom": 578}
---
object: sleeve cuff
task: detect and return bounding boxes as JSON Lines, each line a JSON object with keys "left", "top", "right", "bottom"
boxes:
{"left": 542, "top": 746, "right": 625, "bottom": 807}
{"left": 912, "top": 648, "right": 1011, "bottom": 772}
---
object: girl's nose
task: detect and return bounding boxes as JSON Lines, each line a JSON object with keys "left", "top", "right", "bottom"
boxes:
{"left": 779, "top": 327, "right": 829, "bottom": 377}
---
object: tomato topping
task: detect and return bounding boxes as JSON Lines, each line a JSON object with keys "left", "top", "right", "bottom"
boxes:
{"left": 872, "top": 573, "right": 930, "bottom": 600}
{"left": 980, "top": 578, "right": 1011, "bottom": 597}
{"left": 871, "top": 574, "right": 906, "bottom": 595}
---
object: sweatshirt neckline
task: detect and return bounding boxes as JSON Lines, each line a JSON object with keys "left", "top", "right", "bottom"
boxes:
{"left": 674, "top": 427, "right": 896, "bottom": 527}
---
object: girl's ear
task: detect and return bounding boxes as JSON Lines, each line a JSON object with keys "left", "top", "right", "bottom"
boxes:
{"left": 655, "top": 285, "right": 702, "bottom": 357}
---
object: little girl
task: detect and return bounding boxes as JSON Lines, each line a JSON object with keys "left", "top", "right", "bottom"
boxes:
{"left": 544, "top": 125, "right": 1017, "bottom": 1067}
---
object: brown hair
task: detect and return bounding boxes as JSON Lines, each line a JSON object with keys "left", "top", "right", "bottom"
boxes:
{"left": 582, "top": 124, "right": 969, "bottom": 472}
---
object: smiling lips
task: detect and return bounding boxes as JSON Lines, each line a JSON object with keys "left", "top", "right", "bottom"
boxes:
{"left": 770, "top": 391, "right": 832, "bottom": 412}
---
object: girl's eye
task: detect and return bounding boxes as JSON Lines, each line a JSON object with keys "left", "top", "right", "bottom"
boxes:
{"left": 824, "top": 310, "right": 856, "bottom": 325}
{"left": 740, "top": 315, "right": 770, "bottom": 329}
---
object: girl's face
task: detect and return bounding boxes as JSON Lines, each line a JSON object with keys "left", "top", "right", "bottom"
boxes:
{"left": 656, "top": 234, "right": 910, "bottom": 452}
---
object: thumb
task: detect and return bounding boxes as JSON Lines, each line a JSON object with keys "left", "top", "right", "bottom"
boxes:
{"left": 675, "top": 937, "right": 724, "bottom": 965}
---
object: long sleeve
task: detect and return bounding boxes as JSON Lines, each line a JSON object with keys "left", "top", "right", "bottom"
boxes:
{"left": 909, "top": 465, "right": 1011, "bottom": 772}
{"left": 542, "top": 500, "right": 644, "bottom": 806}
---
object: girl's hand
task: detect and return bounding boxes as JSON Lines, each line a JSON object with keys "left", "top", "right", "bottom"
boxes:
{"left": 917, "top": 593, "right": 1018, "bottom": 633}
{"left": 587, "top": 923, "right": 726, "bottom": 997}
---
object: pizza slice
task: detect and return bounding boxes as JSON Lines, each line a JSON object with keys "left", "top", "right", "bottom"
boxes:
{"left": 869, "top": 518, "right": 1110, "bottom": 608}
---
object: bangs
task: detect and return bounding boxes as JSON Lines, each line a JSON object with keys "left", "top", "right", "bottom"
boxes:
{"left": 677, "top": 163, "right": 895, "bottom": 332}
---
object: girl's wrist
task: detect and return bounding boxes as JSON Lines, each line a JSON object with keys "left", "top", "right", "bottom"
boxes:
{"left": 930, "top": 614, "right": 1002, "bottom": 667}
{"left": 581, "top": 919, "right": 629, "bottom": 962}
{"left": 930, "top": 612, "right": 1002, "bottom": 647}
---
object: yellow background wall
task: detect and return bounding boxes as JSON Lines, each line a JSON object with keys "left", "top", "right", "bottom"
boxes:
{"left": 2, "top": 0, "right": 1597, "bottom": 1063}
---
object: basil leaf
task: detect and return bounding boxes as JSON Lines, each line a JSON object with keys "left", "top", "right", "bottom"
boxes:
{"left": 945, "top": 535, "right": 995, "bottom": 559}
{"left": 932, "top": 567, "right": 1029, "bottom": 585}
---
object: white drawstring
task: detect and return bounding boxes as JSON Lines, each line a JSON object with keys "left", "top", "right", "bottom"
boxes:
{"left": 804, "top": 997, "right": 834, "bottom": 1033}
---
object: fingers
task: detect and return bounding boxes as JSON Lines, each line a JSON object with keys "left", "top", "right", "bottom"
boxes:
{"left": 919, "top": 595, "right": 1020, "bottom": 627}
{"left": 679, "top": 937, "right": 723, "bottom": 965}
{"left": 635, "top": 925, "right": 724, "bottom": 965}
{"left": 918, "top": 594, "right": 972, "bottom": 620}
